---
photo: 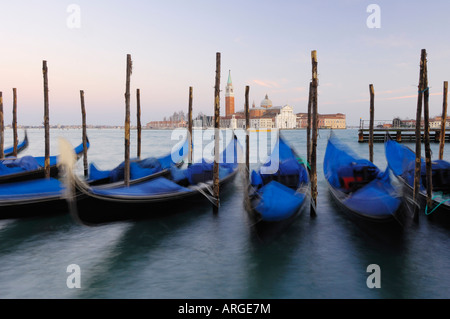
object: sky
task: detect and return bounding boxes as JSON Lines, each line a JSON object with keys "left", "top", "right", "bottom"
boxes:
{"left": 0, "top": 0, "right": 449, "bottom": 127}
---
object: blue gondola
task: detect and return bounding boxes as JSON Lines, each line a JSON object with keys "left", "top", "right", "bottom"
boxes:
{"left": 0, "top": 137, "right": 89, "bottom": 184}
{"left": 385, "top": 134, "right": 450, "bottom": 218}
{"left": 86, "top": 137, "right": 188, "bottom": 186}
{"left": 246, "top": 135, "right": 310, "bottom": 234}
{"left": 64, "top": 134, "right": 242, "bottom": 226}
{"left": 0, "top": 138, "right": 90, "bottom": 219}
{"left": 324, "top": 133, "right": 401, "bottom": 222}
{"left": 3, "top": 130, "right": 29, "bottom": 158}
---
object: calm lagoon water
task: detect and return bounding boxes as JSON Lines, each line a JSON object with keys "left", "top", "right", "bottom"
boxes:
{"left": 0, "top": 128, "right": 449, "bottom": 299}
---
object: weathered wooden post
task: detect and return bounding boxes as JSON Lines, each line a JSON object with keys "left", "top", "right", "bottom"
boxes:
{"left": 243, "top": 85, "right": 251, "bottom": 212}
{"left": 439, "top": 81, "right": 448, "bottom": 160}
{"left": 136, "top": 88, "right": 141, "bottom": 159}
{"left": 188, "top": 86, "right": 193, "bottom": 165}
{"left": 12, "top": 88, "right": 18, "bottom": 157}
{"left": 213, "top": 52, "right": 221, "bottom": 213}
{"left": 124, "top": 54, "right": 132, "bottom": 187}
{"left": 310, "top": 50, "right": 318, "bottom": 217}
{"left": 245, "top": 85, "right": 250, "bottom": 174}
{"left": 413, "top": 49, "right": 426, "bottom": 221}
{"left": 80, "top": 90, "right": 88, "bottom": 177}
{"left": 307, "top": 81, "right": 312, "bottom": 164}
{"left": 422, "top": 54, "right": 433, "bottom": 211}
{"left": 0, "top": 92, "right": 3, "bottom": 158}
{"left": 369, "top": 84, "right": 375, "bottom": 162}
{"left": 42, "top": 61, "right": 50, "bottom": 178}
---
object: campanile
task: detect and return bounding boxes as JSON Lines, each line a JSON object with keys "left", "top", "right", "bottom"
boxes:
{"left": 225, "top": 70, "right": 235, "bottom": 116}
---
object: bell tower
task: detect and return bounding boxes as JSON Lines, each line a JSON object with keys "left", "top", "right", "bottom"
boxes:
{"left": 225, "top": 70, "right": 235, "bottom": 117}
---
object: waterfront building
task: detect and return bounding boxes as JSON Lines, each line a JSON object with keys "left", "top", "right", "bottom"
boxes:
{"left": 274, "top": 104, "right": 297, "bottom": 129}
{"left": 296, "top": 112, "right": 347, "bottom": 129}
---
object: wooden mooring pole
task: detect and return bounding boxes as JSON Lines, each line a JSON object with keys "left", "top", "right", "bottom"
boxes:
{"left": 439, "top": 81, "right": 448, "bottom": 160}
{"left": 80, "top": 90, "right": 88, "bottom": 177}
{"left": 124, "top": 54, "right": 132, "bottom": 187}
{"left": 369, "top": 84, "right": 374, "bottom": 162}
{"left": 245, "top": 85, "right": 250, "bottom": 174}
{"left": 136, "top": 88, "right": 141, "bottom": 159}
{"left": 42, "top": 61, "right": 50, "bottom": 178}
{"left": 12, "top": 88, "right": 18, "bottom": 157}
{"left": 307, "top": 81, "right": 312, "bottom": 164}
{"left": 0, "top": 92, "right": 3, "bottom": 159}
{"left": 422, "top": 53, "right": 433, "bottom": 212}
{"left": 213, "top": 52, "right": 221, "bottom": 213}
{"left": 310, "top": 50, "right": 318, "bottom": 217}
{"left": 413, "top": 49, "right": 426, "bottom": 222}
{"left": 188, "top": 86, "right": 193, "bottom": 165}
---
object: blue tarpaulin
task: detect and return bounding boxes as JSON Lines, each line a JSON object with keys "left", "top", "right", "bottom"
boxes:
{"left": 324, "top": 133, "right": 401, "bottom": 219}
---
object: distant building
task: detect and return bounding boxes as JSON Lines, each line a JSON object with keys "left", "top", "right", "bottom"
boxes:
{"left": 146, "top": 119, "right": 186, "bottom": 129}
{"left": 251, "top": 114, "right": 274, "bottom": 129}
{"left": 430, "top": 116, "right": 450, "bottom": 128}
{"left": 275, "top": 104, "right": 297, "bottom": 129}
{"left": 321, "top": 113, "right": 346, "bottom": 129}
{"left": 225, "top": 70, "right": 235, "bottom": 117}
{"left": 296, "top": 113, "right": 309, "bottom": 128}
{"left": 296, "top": 112, "right": 346, "bottom": 129}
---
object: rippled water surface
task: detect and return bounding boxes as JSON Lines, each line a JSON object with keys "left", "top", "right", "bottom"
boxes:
{"left": 0, "top": 128, "right": 449, "bottom": 299}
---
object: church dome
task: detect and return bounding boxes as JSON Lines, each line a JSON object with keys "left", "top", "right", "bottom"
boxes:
{"left": 260, "top": 94, "right": 272, "bottom": 108}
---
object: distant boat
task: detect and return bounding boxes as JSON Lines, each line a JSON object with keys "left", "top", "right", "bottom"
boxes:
{"left": 245, "top": 135, "right": 310, "bottom": 237}
{"left": 2, "top": 130, "right": 29, "bottom": 158}
{"left": 385, "top": 133, "right": 450, "bottom": 219}
{"left": 324, "top": 132, "right": 402, "bottom": 222}
{"left": 62, "top": 135, "right": 241, "bottom": 226}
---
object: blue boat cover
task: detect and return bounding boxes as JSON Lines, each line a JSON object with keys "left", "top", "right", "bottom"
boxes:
{"left": 252, "top": 137, "right": 308, "bottom": 189}
{"left": 251, "top": 136, "right": 309, "bottom": 221}
{"left": 255, "top": 181, "right": 306, "bottom": 221}
{"left": 90, "top": 160, "right": 160, "bottom": 182}
{"left": 325, "top": 134, "right": 400, "bottom": 218}
{"left": 159, "top": 137, "right": 189, "bottom": 169}
{"left": 88, "top": 138, "right": 188, "bottom": 182}
{"left": 89, "top": 136, "right": 240, "bottom": 197}
{"left": 184, "top": 136, "right": 239, "bottom": 184}
{"left": 0, "top": 178, "right": 63, "bottom": 199}
{"left": 385, "top": 138, "right": 450, "bottom": 193}
{"left": 91, "top": 176, "right": 192, "bottom": 197}
{"left": 0, "top": 141, "right": 89, "bottom": 177}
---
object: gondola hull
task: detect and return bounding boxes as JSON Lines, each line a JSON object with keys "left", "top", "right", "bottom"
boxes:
{"left": 324, "top": 133, "right": 402, "bottom": 223}
{"left": 0, "top": 177, "right": 69, "bottom": 219}
{"left": 326, "top": 180, "right": 398, "bottom": 223}
{"left": 3, "top": 131, "right": 29, "bottom": 158}
{"left": 0, "top": 195, "right": 68, "bottom": 219}
{"left": 396, "top": 175, "right": 450, "bottom": 223}
{"left": 384, "top": 136, "right": 450, "bottom": 221}
{"left": 71, "top": 169, "right": 239, "bottom": 226}
{"left": 247, "top": 185, "right": 310, "bottom": 239}
{"left": 245, "top": 136, "right": 311, "bottom": 238}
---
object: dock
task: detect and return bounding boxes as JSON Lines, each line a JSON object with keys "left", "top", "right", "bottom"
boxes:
{"left": 358, "top": 127, "right": 450, "bottom": 143}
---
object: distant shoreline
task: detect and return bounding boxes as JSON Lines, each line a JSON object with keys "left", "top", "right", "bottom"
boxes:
{"left": 5, "top": 126, "right": 357, "bottom": 130}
